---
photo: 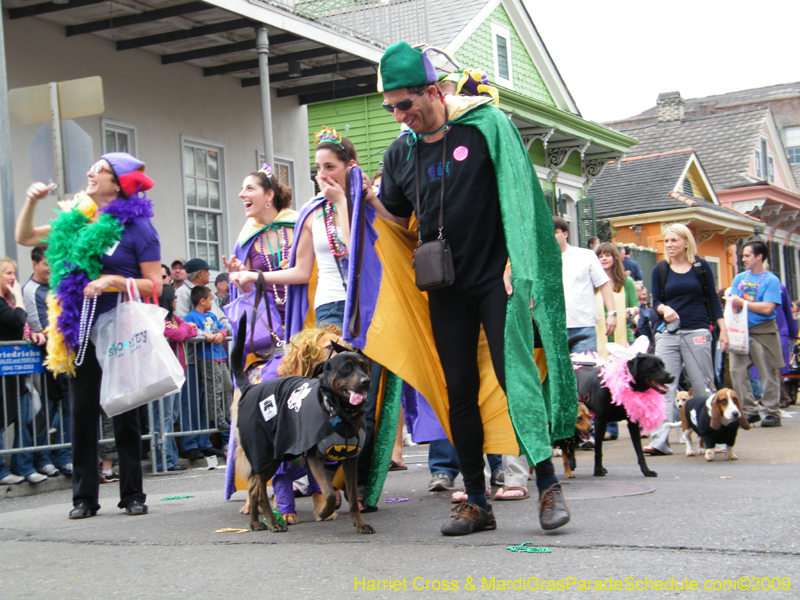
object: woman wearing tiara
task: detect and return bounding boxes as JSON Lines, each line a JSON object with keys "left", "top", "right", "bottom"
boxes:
{"left": 224, "top": 163, "right": 297, "bottom": 331}
{"left": 229, "top": 128, "right": 357, "bottom": 332}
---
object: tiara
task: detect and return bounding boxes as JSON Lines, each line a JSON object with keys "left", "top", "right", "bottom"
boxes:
{"left": 315, "top": 126, "right": 342, "bottom": 146}
{"left": 258, "top": 163, "right": 273, "bottom": 178}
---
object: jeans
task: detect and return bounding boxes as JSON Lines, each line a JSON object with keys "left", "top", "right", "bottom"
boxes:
{"left": 41, "top": 373, "right": 71, "bottom": 468}
{"left": 428, "top": 438, "right": 502, "bottom": 483}
{"left": 315, "top": 301, "right": 345, "bottom": 330}
{"left": 11, "top": 392, "right": 50, "bottom": 477}
{"left": 178, "top": 364, "right": 212, "bottom": 452}
{"left": 152, "top": 392, "right": 180, "bottom": 470}
{"left": 567, "top": 326, "right": 598, "bottom": 355}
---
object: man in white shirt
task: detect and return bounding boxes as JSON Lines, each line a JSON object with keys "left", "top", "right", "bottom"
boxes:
{"left": 554, "top": 217, "right": 616, "bottom": 353}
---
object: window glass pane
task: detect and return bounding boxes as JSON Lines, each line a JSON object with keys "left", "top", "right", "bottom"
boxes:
{"left": 184, "top": 146, "right": 195, "bottom": 176}
{"left": 198, "top": 244, "right": 208, "bottom": 263}
{"left": 197, "top": 180, "right": 208, "bottom": 208}
{"left": 185, "top": 177, "right": 196, "bottom": 206}
{"left": 196, "top": 214, "right": 207, "bottom": 241}
{"left": 117, "top": 132, "right": 129, "bottom": 154}
{"left": 208, "top": 151, "right": 219, "bottom": 180}
{"left": 189, "top": 241, "right": 196, "bottom": 259}
{"left": 195, "top": 148, "right": 207, "bottom": 178}
{"left": 208, "top": 214, "right": 218, "bottom": 242}
{"left": 105, "top": 131, "right": 116, "bottom": 153}
{"left": 209, "top": 243, "right": 220, "bottom": 269}
{"left": 188, "top": 211, "right": 195, "bottom": 239}
{"left": 209, "top": 181, "right": 220, "bottom": 210}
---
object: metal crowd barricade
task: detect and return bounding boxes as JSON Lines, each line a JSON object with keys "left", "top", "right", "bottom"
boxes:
{"left": 152, "top": 336, "right": 234, "bottom": 472}
{"left": 1, "top": 338, "right": 235, "bottom": 476}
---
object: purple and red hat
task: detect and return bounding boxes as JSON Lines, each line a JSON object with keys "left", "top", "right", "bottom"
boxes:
{"left": 101, "top": 152, "right": 154, "bottom": 196}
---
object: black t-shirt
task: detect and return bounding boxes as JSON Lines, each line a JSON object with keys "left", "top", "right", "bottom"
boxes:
{"left": 381, "top": 125, "right": 507, "bottom": 294}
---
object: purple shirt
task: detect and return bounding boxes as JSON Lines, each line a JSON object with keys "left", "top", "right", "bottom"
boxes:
{"left": 97, "top": 218, "right": 160, "bottom": 315}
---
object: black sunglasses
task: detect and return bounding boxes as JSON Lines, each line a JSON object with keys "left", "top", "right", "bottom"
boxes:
{"left": 382, "top": 89, "right": 426, "bottom": 114}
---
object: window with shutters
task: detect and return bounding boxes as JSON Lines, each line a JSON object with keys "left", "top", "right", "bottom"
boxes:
{"left": 491, "top": 23, "right": 513, "bottom": 89}
{"left": 576, "top": 197, "right": 597, "bottom": 248}
{"left": 182, "top": 137, "right": 225, "bottom": 269}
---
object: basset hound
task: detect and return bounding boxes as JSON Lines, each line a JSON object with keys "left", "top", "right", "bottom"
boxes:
{"left": 679, "top": 388, "right": 751, "bottom": 461}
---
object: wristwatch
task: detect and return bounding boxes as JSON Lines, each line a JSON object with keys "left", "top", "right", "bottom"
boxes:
{"left": 607, "top": 311, "right": 617, "bottom": 317}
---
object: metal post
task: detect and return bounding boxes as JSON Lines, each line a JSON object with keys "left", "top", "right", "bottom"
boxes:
{"left": 255, "top": 27, "right": 274, "bottom": 168}
{"left": 49, "top": 82, "right": 64, "bottom": 200}
{"left": 0, "top": 16, "right": 17, "bottom": 260}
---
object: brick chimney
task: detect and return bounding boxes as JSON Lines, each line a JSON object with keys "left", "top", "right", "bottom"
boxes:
{"left": 657, "top": 91, "right": 685, "bottom": 122}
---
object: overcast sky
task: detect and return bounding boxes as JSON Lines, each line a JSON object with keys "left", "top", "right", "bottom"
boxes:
{"left": 523, "top": 0, "right": 798, "bottom": 124}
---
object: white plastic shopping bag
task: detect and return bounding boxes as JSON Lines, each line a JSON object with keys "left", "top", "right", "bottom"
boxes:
{"left": 724, "top": 298, "right": 749, "bottom": 355}
{"left": 90, "top": 279, "right": 185, "bottom": 417}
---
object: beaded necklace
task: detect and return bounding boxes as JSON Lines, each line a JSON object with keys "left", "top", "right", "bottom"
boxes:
{"left": 257, "top": 227, "right": 289, "bottom": 305}
{"left": 74, "top": 294, "right": 98, "bottom": 366}
{"left": 738, "top": 269, "right": 767, "bottom": 301}
{"left": 322, "top": 201, "right": 347, "bottom": 258}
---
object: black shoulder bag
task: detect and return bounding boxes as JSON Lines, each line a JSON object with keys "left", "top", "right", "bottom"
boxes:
{"left": 412, "top": 124, "right": 455, "bottom": 291}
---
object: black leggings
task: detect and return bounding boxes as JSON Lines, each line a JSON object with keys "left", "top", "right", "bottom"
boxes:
{"left": 428, "top": 282, "right": 554, "bottom": 496}
{"left": 69, "top": 340, "right": 145, "bottom": 510}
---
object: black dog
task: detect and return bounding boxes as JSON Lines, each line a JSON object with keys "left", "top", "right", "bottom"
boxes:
{"left": 231, "top": 316, "right": 374, "bottom": 534}
{"left": 576, "top": 352, "right": 674, "bottom": 478}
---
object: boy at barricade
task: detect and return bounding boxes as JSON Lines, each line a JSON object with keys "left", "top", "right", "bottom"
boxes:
{"left": 183, "top": 286, "right": 234, "bottom": 442}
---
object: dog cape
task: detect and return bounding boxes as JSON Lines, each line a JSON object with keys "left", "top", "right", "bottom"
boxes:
{"left": 343, "top": 95, "right": 577, "bottom": 465}
{"left": 237, "top": 376, "right": 362, "bottom": 474}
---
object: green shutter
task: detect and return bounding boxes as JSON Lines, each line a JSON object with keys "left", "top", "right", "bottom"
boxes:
{"left": 496, "top": 34, "right": 509, "bottom": 80}
{"left": 576, "top": 197, "right": 597, "bottom": 248}
{"left": 544, "top": 190, "right": 557, "bottom": 216}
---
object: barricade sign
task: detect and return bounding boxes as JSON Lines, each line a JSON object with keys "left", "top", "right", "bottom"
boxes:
{"left": 0, "top": 345, "right": 46, "bottom": 375}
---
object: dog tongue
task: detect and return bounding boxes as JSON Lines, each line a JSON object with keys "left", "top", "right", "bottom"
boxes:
{"left": 349, "top": 390, "right": 366, "bottom": 405}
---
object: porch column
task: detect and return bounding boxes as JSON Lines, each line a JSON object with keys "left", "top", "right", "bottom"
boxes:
{"left": 0, "top": 16, "right": 16, "bottom": 260}
{"left": 255, "top": 27, "right": 274, "bottom": 168}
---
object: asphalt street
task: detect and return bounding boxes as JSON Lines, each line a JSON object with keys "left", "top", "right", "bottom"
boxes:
{"left": 1, "top": 406, "right": 798, "bottom": 600}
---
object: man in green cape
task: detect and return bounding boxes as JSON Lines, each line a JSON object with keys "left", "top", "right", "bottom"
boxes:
{"left": 367, "top": 41, "right": 577, "bottom": 535}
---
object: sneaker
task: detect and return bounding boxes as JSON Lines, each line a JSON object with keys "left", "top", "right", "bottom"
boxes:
{"left": 167, "top": 463, "right": 187, "bottom": 472}
{"left": 761, "top": 415, "right": 781, "bottom": 428}
{"left": 441, "top": 502, "right": 497, "bottom": 536}
{"left": 25, "top": 472, "right": 47, "bottom": 484}
{"left": 490, "top": 469, "right": 505, "bottom": 487}
{"left": 216, "top": 419, "right": 231, "bottom": 432}
{"left": 125, "top": 500, "right": 148, "bottom": 516}
{"left": 0, "top": 473, "right": 25, "bottom": 485}
{"left": 39, "top": 464, "right": 59, "bottom": 477}
{"left": 428, "top": 473, "right": 454, "bottom": 492}
{"left": 100, "top": 470, "right": 119, "bottom": 483}
{"left": 202, "top": 447, "right": 225, "bottom": 458}
{"left": 579, "top": 437, "right": 595, "bottom": 450}
{"left": 746, "top": 413, "right": 761, "bottom": 425}
{"left": 69, "top": 501, "right": 97, "bottom": 519}
{"left": 539, "top": 483, "right": 570, "bottom": 531}
{"left": 57, "top": 463, "right": 73, "bottom": 476}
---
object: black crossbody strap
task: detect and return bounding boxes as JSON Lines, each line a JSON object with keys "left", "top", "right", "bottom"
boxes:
{"left": 692, "top": 256, "right": 715, "bottom": 328}
{"left": 414, "top": 111, "right": 449, "bottom": 244}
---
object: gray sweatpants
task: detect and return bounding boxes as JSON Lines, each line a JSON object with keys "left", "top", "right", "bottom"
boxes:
{"left": 649, "top": 329, "right": 714, "bottom": 452}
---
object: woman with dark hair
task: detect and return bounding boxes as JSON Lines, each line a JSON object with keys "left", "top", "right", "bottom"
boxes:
{"left": 15, "top": 152, "right": 162, "bottom": 518}
{"left": 154, "top": 284, "right": 196, "bottom": 471}
{"left": 224, "top": 166, "right": 297, "bottom": 330}
{"left": 229, "top": 128, "right": 358, "bottom": 330}
{"left": 594, "top": 242, "right": 638, "bottom": 351}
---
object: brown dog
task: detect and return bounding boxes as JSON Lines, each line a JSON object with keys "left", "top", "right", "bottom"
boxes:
{"left": 231, "top": 325, "right": 347, "bottom": 518}
{"left": 232, "top": 317, "right": 374, "bottom": 534}
{"left": 552, "top": 403, "right": 593, "bottom": 478}
{"left": 680, "top": 388, "right": 750, "bottom": 461}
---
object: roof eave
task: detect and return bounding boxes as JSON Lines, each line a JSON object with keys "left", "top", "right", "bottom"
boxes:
{"left": 498, "top": 88, "right": 638, "bottom": 153}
